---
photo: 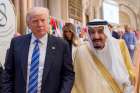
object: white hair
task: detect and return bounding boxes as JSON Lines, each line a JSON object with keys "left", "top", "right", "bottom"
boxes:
{"left": 26, "top": 7, "right": 49, "bottom": 23}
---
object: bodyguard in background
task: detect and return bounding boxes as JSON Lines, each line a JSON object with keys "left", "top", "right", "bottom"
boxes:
{"left": 123, "top": 25, "right": 136, "bottom": 60}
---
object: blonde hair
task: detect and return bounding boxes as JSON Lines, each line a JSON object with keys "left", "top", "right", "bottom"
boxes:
{"left": 63, "top": 23, "right": 79, "bottom": 46}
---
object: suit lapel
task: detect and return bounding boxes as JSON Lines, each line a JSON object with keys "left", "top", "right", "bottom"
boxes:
{"left": 41, "top": 35, "right": 56, "bottom": 88}
{"left": 21, "top": 34, "right": 31, "bottom": 83}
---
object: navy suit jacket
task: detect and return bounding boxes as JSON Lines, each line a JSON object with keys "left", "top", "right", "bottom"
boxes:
{"left": 0, "top": 63, "right": 3, "bottom": 93}
{"left": 112, "top": 31, "right": 120, "bottom": 39}
{"left": 2, "top": 34, "right": 75, "bottom": 93}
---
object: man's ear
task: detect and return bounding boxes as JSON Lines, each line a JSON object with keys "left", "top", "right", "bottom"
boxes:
{"left": 27, "top": 22, "right": 31, "bottom": 29}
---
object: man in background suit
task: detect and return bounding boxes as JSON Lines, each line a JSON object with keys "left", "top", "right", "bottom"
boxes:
{"left": 2, "top": 7, "right": 74, "bottom": 93}
{"left": 108, "top": 24, "right": 120, "bottom": 39}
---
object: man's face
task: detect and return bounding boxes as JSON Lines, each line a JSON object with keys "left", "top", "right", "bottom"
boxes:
{"left": 88, "top": 26, "right": 107, "bottom": 49}
{"left": 28, "top": 13, "right": 49, "bottom": 38}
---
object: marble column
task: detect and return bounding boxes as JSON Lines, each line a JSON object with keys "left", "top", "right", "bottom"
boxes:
{"left": 61, "top": 0, "right": 69, "bottom": 21}
{"left": 48, "top": 0, "right": 62, "bottom": 20}
{"left": 20, "top": 0, "right": 27, "bottom": 34}
{"left": 12, "top": 0, "right": 33, "bottom": 34}
{"left": 13, "top": 0, "right": 20, "bottom": 33}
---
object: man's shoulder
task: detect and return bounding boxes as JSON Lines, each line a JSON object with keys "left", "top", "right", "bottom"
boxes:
{"left": 49, "top": 35, "right": 67, "bottom": 45}
{"left": 77, "top": 43, "right": 89, "bottom": 52}
{"left": 12, "top": 34, "right": 31, "bottom": 42}
{"left": 10, "top": 34, "right": 31, "bottom": 46}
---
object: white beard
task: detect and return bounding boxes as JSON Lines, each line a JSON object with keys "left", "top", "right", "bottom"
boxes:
{"left": 94, "top": 44, "right": 113, "bottom": 74}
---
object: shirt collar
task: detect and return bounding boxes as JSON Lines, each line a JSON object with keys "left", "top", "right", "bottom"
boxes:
{"left": 31, "top": 33, "right": 48, "bottom": 45}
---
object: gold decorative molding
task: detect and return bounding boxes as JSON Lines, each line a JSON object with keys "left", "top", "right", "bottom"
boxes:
{"left": 68, "top": 0, "right": 82, "bottom": 21}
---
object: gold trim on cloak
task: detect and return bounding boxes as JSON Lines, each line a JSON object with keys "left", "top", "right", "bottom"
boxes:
{"left": 87, "top": 47, "right": 123, "bottom": 93}
{"left": 133, "top": 43, "right": 140, "bottom": 93}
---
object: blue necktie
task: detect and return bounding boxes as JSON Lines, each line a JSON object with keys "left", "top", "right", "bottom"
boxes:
{"left": 28, "top": 40, "right": 40, "bottom": 93}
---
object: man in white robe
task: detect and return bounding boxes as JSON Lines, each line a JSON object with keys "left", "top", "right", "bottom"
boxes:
{"left": 72, "top": 19, "right": 134, "bottom": 93}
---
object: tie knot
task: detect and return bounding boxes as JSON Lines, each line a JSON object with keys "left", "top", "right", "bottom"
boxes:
{"left": 34, "top": 39, "right": 40, "bottom": 44}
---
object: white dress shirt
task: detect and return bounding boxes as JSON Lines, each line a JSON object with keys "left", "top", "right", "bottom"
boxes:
{"left": 26, "top": 33, "right": 48, "bottom": 93}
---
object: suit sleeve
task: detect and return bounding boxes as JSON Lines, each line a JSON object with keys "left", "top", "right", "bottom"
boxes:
{"left": 0, "top": 63, "right": 3, "bottom": 92}
{"left": 1, "top": 38, "right": 15, "bottom": 93}
{"left": 59, "top": 41, "right": 75, "bottom": 93}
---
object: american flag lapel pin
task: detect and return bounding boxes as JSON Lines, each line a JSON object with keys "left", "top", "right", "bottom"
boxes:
{"left": 52, "top": 46, "right": 55, "bottom": 50}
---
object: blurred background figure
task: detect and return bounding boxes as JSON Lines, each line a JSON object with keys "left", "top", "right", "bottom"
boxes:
{"left": 108, "top": 24, "right": 120, "bottom": 39}
{"left": 123, "top": 25, "right": 136, "bottom": 61}
{"left": 79, "top": 27, "right": 88, "bottom": 45}
{"left": 14, "top": 32, "right": 21, "bottom": 37}
{"left": 63, "top": 22, "right": 79, "bottom": 61}
{"left": 134, "top": 29, "right": 140, "bottom": 43}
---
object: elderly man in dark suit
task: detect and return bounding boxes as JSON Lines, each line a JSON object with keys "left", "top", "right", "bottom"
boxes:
{"left": 2, "top": 7, "right": 74, "bottom": 93}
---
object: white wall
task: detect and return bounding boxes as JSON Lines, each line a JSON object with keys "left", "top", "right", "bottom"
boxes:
{"left": 0, "top": 0, "right": 16, "bottom": 66}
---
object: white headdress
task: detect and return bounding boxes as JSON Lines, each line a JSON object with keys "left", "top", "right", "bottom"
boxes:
{"left": 87, "top": 19, "right": 131, "bottom": 86}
